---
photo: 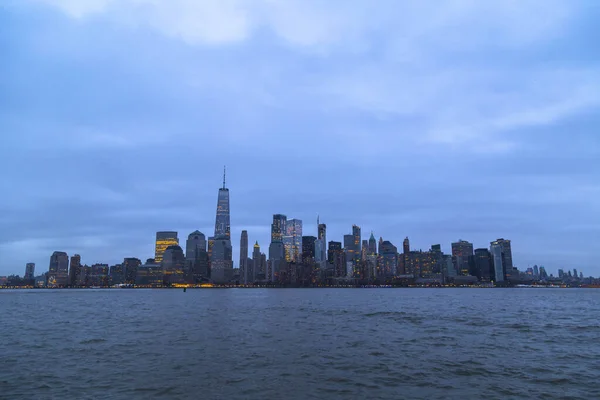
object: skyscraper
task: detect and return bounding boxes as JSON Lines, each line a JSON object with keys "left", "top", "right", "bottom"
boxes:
{"left": 68, "top": 254, "right": 81, "bottom": 287}
{"left": 214, "top": 167, "right": 231, "bottom": 240}
{"left": 452, "top": 240, "right": 474, "bottom": 276}
{"left": 353, "top": 225, "right": 361, "bottom": 260}
{"left": 491, "top": 238, "right": 513, "bottom": 280}
{"left": 211, "top": 169, "right": 233, "bottom": 283}
{"left": 317, "top": 216, "right": 327, "bottom": 264}
{"left": 403, "top": 237, "right": 410, "bottom": 255}
{"left": 252, "top": 241, "right": 262, "bottom": 281}
{"left": 123, "top": 257, "right": 141, "bottom": 285}
{"left": 379, "top": 241, "right": 398, "bottom": 277}
{"left": 240, "top": 230, "right": 248, "bottom": 282}
{"left": 186, "top": 231, "right": 207, "bottom": 262}
{"left": 284, "top": 219, "right": 302, "bottom": 262}
{"left": 368, "top": 232, "right": 377, "bottom": 255}
{"left": 24, "top": 263, "right": 35, "bottom": 281}
{"left": 328, "top": 241, "right": 344, "bottom": 277}
{"left": 302, "top": 236, "right": 317, "bottom": 264}
{"left": 474, "top": 248, "right": 492, "bottom": 282}
{"left": 162, "top": 245, "right": 186, "bottom": 285}
{"left": 155, "top": 231, "right": 179, "bottom": 264}
{"left": 490, "top": 243, "right": 505, "bottom": 283}
{"left": 48, "top": 251, "right": 69, "bottom": 287}
{"left": 271, "top": 214, "right": 287, "bottom": 243}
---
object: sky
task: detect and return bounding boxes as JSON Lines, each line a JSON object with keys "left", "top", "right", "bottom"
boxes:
{"left": 1, "top": 0, "right": 599, "bottom": 277}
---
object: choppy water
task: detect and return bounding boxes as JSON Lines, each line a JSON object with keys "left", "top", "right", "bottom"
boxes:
{"left": 1, "top": 288, "right": 599, "bottom": 399}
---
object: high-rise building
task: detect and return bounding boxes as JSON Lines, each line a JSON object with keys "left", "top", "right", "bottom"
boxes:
{"left": 211, "top": 238, "right": 233, "bottom": 284}
{"left": 379, "top": 241, "right": 398, "bottom": 277}
{"left": 403, "top": 237, "right": 410, "bottom": 255}
{"left": 186, "top": 231, "right": 207, "bottom": 262}
{"left": 302, "top": 236, "right": 317, "bottom": 264}
{"left": 268, "top": 241, "right": 285, "bottom": 282}
{"left": 328, "top": 241, "right": 344, "bottom": 277}
{"left": 155, "top": 231, "right": 179, "bottom": 264}
{"left": 533, "top": 265, "right": 539, "bottom": 278}
{"left": 68, "top": 254, "right": 81, "bottom": 287}
{"left": 24, "top": 263, "right": 35, "bottom": 280}
{"left": 214, "top": 167, "right": 231, "bottom": 240}
{"left": 123, "top": 258, "right": 141, "bottom": 285}
{"left": 161, "top": 245, "right": 186, "bottom": 285}
{"left": 474, "top": 248, "right": 492, "bottom": 281}
{"left": 252, "top": 241, "right": 262, "bottom": 281}
{"left": 271, "top": 214, "right": 287, "bottom": 243}
{"left": 361, "top": 240, "right": 368, "bottom": 261}
{"left": 90, "top": 264, "right": 109, "bottom": 286}
{"left": 352, "top": 225, "right": 361, "bottom": 260}
{"left": 240, "top": 230, "right": 248, "bottom": 282}
{"left": 48, "top": 251, "right": 69, "bottom": 287}
{"left": 491, "top": 238, "right": 513, "bottom": 280}
{"left": 452, "top": 240, "right": 474, "bottom": 276}
{"left": 368, "top": 232, "right": 377, "bottom": 255}
{"left": 490, "top": 243, "right": 504, "bottom": 283}
{"left": 284, "top": 219, "right": 302, "bottom": 262}
{"left": 211, "top": 169, "right": 233, "bottom": 284}
{"left": 109, "top": 264, "right": 124, "bottom": 285}
{"left": 317, "top": 216, "right": 327, "bottom": 263}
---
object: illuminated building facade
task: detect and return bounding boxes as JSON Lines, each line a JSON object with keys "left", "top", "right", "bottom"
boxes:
{"left": 48, "top": 251, "right": 69, "bottom": 287}
{"left": 284, "top": 219, "right": 302, "bottom": 262}
{"left": 379, "top": 240, "right": 398, "bottom": 277}
{"left": 90, "top": 264, "right": 109, "bottom": 286}
{"left": 368, "top": 232, "right": 377, "bottom": 255}
{"left": 317, "top": 217, "right": 327, "bottom": 263}
{"left": 214, "top": 167, "right": 231, "bottom": 240}
{"left": 211, "top": 238, "right": 233, "bottom": 284}
{"left": 302, "top": 236, "right": 317, "bottom": 264}
{"left": 155, "top": 231, "right": 179, "bottom": 264}
{"left": 271, "top": 214, "right": 287, "bottom": 243}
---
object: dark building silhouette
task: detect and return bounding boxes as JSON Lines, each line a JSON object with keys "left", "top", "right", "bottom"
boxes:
{"left": 302, "top": 236, "right": 317, "bottom": 265}
{"left": 24, "top": 263, "right": 35, "bottom": 281}
{"left": 68, "top": 254, "right": 81, "bottom": 287}
{"left": 48, "top": 251, "right": 69, "bottom": 287}
{"left": 123, "top": 258, "right": 141, "bottom": 285}
{"left": 239, "top": 230, "right": 248, "bottom": 282}
{"left": 162, "top": 245, "right": 186, "bottom": 285}
{"left": 452, "top": 240, "right": 474, "bottom": 276}
{"left": 474, "top": 248, "right": 492, "bottom": 281}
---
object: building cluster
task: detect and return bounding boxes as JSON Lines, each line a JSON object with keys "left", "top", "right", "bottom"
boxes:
{"left": 1, "top": 170, "right": 596, "bottom": 288}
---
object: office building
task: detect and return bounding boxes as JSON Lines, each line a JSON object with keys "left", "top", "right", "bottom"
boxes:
{"left": 48, "top": 251, "right": 69, "bottom": 287}
{"left": 155, "top": 231, "right": 179, "bottom": 264}
{"left": 186, "top": 231, "right": 207, "bottom": 262}
{"left": 123, "top": 258, "right": 141, "bottom": 285}
{"left": 490, "top": 243, "right": 505, "bottom": 283}
{"left": 474, "top": 248, "right": 492, "bottom": 281}
{"left": 240, "top": 230, "right": 248, "bottom": 282}
{"left": 271, "top": 214, "right": 287, "bottom": 243}
{"left": 284, "top": 219, "right": 302, "bottom": 262}
{"left": 68, "top": 254, "right": 81, "bottom": 287}
{"left": 452, "top": 240, "right": 474, "bottom": 276}
{"left": 161, "top": 245, "right": 186, "bottom": 285}
{"left": 214, "top": 167, "right": 231, "bottom": 240}
{"left": 24, "top": 263, "right": 35, "bottom": 281}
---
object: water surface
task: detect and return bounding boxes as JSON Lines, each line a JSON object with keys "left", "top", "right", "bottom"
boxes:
{"left": 1, "top": 288, "right": 599, "bottom": 399}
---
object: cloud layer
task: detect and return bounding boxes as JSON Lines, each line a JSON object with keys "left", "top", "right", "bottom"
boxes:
{"left": 1, "top": 0, "right": 599, "bottom": 276}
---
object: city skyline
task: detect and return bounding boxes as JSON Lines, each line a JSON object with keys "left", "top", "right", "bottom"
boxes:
{"left": 0, "top": 170, "right": 594, "bottom": 279}
{"left": 1, "top": 1, "right": 599, "bottom": 276}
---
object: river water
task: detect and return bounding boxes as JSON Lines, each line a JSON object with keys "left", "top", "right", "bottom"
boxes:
{"left": 1, "top": 288, "right": 599, "bottom": 399}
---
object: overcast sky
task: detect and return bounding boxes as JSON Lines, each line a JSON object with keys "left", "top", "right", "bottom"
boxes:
{"left": 1, "top": 0, "right": 599, "bottom": 277}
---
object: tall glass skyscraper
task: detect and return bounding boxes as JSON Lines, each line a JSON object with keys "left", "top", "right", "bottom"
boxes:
{"left": 284, "top": 219, "right": 302, "bottom": 262}
{"left": 211, "top": 168, "right": 233, "bottom": 283}
{"left": 214, "top": 167, "right": 231, "bottom": 240}
{"left": 271, "top": 214, "right": 287, "bottom": 243}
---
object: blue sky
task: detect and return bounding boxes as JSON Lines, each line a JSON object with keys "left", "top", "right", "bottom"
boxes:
{"left": 1, "top": 0, "right": 599, "bottom": 277}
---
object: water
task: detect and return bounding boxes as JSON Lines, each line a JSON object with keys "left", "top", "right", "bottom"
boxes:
{"left": 1, "top": 288, "right": 599, "bottom": 399}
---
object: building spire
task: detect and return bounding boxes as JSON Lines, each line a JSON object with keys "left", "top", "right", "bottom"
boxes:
{"left": 223, "top": 165, "right": 226, "bottom": 189}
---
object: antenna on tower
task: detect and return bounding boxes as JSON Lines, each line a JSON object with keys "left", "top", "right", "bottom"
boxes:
{"left": 223, "top": 165, "right": 226, "bottom": 189}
